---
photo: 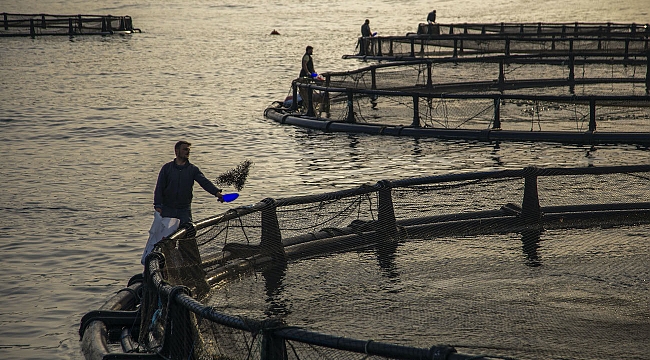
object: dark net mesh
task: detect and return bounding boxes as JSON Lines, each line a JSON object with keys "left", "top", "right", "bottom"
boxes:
{"left": 136, "top": 166, "right": 650, "bottom": 360}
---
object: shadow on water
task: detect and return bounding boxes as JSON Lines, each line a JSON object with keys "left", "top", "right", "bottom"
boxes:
{"left": 521, "top": 228, "right": 543, "bottom": 267}
{"left": 262, "top": 258, "right": 290, "bottom": 318}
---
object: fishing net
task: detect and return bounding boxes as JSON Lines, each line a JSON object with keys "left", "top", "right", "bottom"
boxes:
{"left": 215, "top": 160, "right": 253, "bottom": 192}
{"left": 133, "top": 165, "right": 650, "bottom": 360}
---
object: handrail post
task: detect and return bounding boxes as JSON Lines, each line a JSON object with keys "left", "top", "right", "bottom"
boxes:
{"left": 260, "top": 198, "right": 285, "bottom": 260}
{"left": 412, "top": 95, "right": 420, "bottom": 127}
{"left": 306, "top": 85, "right": 314, "bottom": 117}
{"left": 493, "top": 97, "right": 501, "bottom": 129}
{"left": 3, "top": 13, "right": 8, "bottom": 30}
{"left": 261, "top": 325, "right": 288, "bottom": 360}
{"left": 646, "top": 51, "right": 650, "bottom": 94}
{"left": 291, "top": 81, "right": 299, "bottom": 111}
{"left": 346, "top": 90, "right": 355, "bottom": 123}
{"left": 568, "top": 54, "right": 575, "bottom": 92}
{"left": 68, "top": 18, "right": 73, "bottom": 35}
{"left": 589, "top": 98, "right": 597, "bottom": 132}
{"left": 521, "top": 167, "right": 541, "bottom": 225}
{"left": 498, "top": 61, "right": 505, "bottom": 89}
{"left": 29, "top": 19, "right": 35, "bottom": 38}
{"left": 377, "top": 180, "right": 397, "bottom": 239}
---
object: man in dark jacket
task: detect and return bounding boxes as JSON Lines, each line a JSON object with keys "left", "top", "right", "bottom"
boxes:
{"left": 153, "top": 140, "right": 224, "bottom": 225}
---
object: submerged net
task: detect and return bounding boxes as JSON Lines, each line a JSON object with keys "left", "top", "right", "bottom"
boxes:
{"left": 136, "top": 165, "right": 650, "bottom": 360}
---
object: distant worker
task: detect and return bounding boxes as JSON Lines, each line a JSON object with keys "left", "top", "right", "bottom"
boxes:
{"left": 361, "top": 19, "right": 372, "bottom": 37}
{"left": 298, "top": 45, "right": 321, "bottom": 114}
{"left": 153, "top": 140, "right": 224, "bottom": 226}
{"left": 299, "top": 45, "right": 317, "bottom": 78}
{"left": 427, "top": 9, "right": 436, "bottom": 24}
{"left": 359, "top": 19, "right": 376, "bottom": 56}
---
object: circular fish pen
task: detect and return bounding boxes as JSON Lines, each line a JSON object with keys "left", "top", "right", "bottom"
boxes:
{"left": 266, "top": 22, "right": 650, "bottom": 145}
{"left": 80, "top": 165, "right": 650, "bottom": 360}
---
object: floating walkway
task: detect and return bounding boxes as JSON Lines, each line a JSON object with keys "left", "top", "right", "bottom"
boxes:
{"left": 0, "top": 13, "right": 141, "bottom": 37}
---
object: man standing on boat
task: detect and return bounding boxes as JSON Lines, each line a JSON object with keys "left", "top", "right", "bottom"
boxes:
{"left": 153, "top": 140, "right": 224, "bottom": 226}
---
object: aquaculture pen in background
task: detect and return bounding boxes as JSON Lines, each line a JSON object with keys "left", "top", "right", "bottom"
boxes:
{"left": 0, "top": 13, "right": 141, "bottom": 37}
{"left": 80, "top": 165, "right": 650, "bottom": 360}
{"left": 347, "top": 21, "right": 650, "bottom": 60}
{"left": 265, "top": 57, "right": 650, "bottom": 145}
{"left": 265, "top": 22, "right": 650, "bottom": 145}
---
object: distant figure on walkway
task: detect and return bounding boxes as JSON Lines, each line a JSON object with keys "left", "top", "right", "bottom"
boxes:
{"left": 361, "top": 19, "right": 372, "bottom": 37}
{"left": 427, "top": 9, "right": 436, "bottom": 24}
{"left": 359, "top": 19, "right": 376, "bottom": 56}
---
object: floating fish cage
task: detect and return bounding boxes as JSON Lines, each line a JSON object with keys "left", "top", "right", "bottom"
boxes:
{"left": 346, "top": 21, "right": 650, "bottom": 60}
{"left": 266, "top": 43, "right": 650, "bottom": 145}
{"left": 80, "top": 165, "right": 650, "bottom": 360}
{"left": 0, "top": 13, "right": 141, "bottom": 37}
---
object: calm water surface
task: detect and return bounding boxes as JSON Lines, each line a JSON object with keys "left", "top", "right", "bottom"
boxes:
{"left": 1, "top": 0, "right": 649, "bottom": 359}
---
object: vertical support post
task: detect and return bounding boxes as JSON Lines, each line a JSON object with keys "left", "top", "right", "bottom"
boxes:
{"left": 101, "top": 17, "right": 107, "bottom": 32}
{"left": 260, "top": 198, "right": 285, "bottom": 260}
{"left": 589, "top": 98, "right": 597, "bottom": 132}
{"left": 426, "top": 62, "right": 432, "bottom": 88}
{"left": 505, "top": 38, "right": 510, "bottom": 56}
{"left": 291, "top": 81, "right": 299, "bottom": 111}
{"left": 347, "top": 90, "right": 355, "bottom": 123}
{"left": 645, "top": 52, "right": 650, "bottom": 94}
{"left": 3, "top": 13, "right": 8, "bottom": 30}
{"left": 498, "top": 61, "right": 505, "bottom": 89}
{"left": 568, "top": 54, "right": 575, "bottom": 92}
{"left": 376, "top": 38, "right": 382, "bottom": 56}
{"left": 68, "top": 18, "right": 73, "bottom": 35}
{"left": 161, "top": 286, "right": 195, "bottom": 360}
{"left": 521, "top": 167, "right": 541, "bottom": 225}
{"left": 29, "top": 19, "right": 35, "bottom": 38}
{"left": 410, "top": 38, "right": 415, "bottom": 58}
{"left": 371, "top": 68, "right": 377, "bottom": 89}
{"left": 624, "top": 39, "right": 629, "bottom": 60}
{"left": 261, "top": 327, "right": 288, "bottom": 360}
{"left": 552, "top": 35, "right": 556, "bottom": 50}
{"left": 493, "top": 97, "right": 501, "bottom": 129}
{"left": 377, "top": 181, "right": 397, "bottom": 239}
{"left": 306, "top": 86, "right": 314, "bottom": 117}
{"left": 412, "top": 96, "right": 420, "bottom": 127}
{"left": 453, "top": 39, "right": 458, "bottom": 58}
{"left": 41, "top": 14, "right": 46, "bottom": 28}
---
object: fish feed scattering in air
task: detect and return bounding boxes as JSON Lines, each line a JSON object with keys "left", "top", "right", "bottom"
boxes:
{"left": 216, "top": 160, "right": 252, "bottom": 192}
